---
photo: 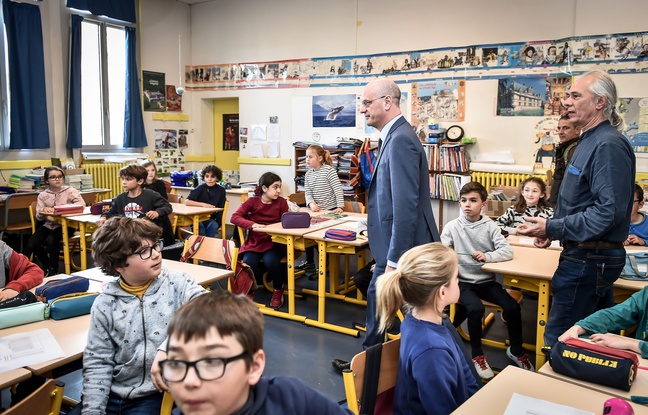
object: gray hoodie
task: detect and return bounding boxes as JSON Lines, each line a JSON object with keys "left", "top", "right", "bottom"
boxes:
{"left": 440, "top": 215, "right": 513, "bottom": 284}
{"left": 80, "top": 268, "right": 206, "bottom": 415}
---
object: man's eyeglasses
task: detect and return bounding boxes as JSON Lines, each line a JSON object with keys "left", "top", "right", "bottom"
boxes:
{"left": 48, "top": 175, "right": 63, "bottom": 180}
{"left": 361, "top": 95, "right": 388, "bottom": 107}
{"left": 130, "top": 242, "right": 161, "bottom": 260}
{"left": 159, "top": 351, "right": 250, "bottom": 382}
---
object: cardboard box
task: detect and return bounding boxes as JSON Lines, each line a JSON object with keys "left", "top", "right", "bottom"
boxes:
{"left": 488, "top": 185, "right": 518, "bottom": 200}
{"left": 64, "top": 168, "right": 85, "bottom": 176}
{"left": 485, "top": 200, "right": 513, "bottom": 217}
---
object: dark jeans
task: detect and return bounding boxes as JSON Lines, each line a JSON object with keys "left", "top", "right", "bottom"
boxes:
{"left": 197, "top": 219, "right": 219, "bottom": 237}
{"left": 454, "top": 280, "right": 524, "bottom": 357}
{"left": 242, "top": 244, "right": 287, "bottom": 289}
{"left": 68, "top": 392, "right": 163, "bottom": 415}
{"left": 24, "top": 225, "right": 70, "bottom": 272}
{"left": 543, "top": 247, "right": 625, "bottom": 347}
{"left": 363, "top": 263, "right": 386, "bottom": 349}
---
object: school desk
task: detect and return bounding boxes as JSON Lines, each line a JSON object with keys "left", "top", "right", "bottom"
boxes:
{"left": 0, "top": 368, "right": 31, "bottom": 390}
{"left": 253, "top": 219, "right": 349, "bottom": 324}
{"left": 170, "top": 202, "right": 223, "bottom": 234}
{"left": 482, "top": 245, "right": 648, "bottom": 369}
{"left": 301, "top": 220, "right": 369, "bottom": 336}
{"left": 539, "top": 347, "right": 648, "bottom": 402}
{"left": 72, "top": 259, "right": 233, "bottom": 288}
{"left": 170, "top": 189, "right": 246, "bottom": 225}
{"left": 451, "top": 366, "right": 648, "bottom": 414}
{"left": 58, "top": 213, "right": 101, "bottom": 274}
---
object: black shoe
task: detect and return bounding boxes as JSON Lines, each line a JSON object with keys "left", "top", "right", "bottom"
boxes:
{"left": 332, "top": 358, "right": 350, "bottom": 374}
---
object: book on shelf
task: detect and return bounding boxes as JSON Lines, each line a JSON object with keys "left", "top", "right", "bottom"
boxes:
{"left": 429, "top": 173, "right": 471, "bottom": 201}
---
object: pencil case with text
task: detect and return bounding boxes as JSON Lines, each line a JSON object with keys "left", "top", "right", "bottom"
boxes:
{"left": 0, "top": 302, "right": 46, "bottom": 329}
{"left": 47, "top": 292, "right": 100, "bottom": 320}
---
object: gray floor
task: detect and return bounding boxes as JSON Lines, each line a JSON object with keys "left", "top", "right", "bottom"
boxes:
{"left": 1, "top": 250, "right": 539, "bottom": 411}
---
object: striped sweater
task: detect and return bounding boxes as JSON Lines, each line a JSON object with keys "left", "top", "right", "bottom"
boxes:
{"left": 495, "top": 205, "right": 554, "bottom": 235}
{"left": 304, "top": 164, "right": 344, "bottom": 210}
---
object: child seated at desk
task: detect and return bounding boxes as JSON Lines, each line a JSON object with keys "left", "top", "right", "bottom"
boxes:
{"left": 73, "top": 217, "right": 206, "bottom": 415}
{"left": 231, "top": 172, "right": 288, "bottom": 309}
{"left": 625, "top": 183, "right": 648, "bottom": 246}
{"left": 559, "top": 286, "right": 648, "bottom": 358}
{"left": 495, "top": 177, "right": 553, "bottom": 235}
{"left": 376, "top": 242, "right": 479, "bottom": 414}
{"left": 141, "top": 160, "right": 169, "bottom": 200}
{"left": 185, "top": 164, "right": 226, "bottom": 237}
{"left": 161, "top": 290, "right": 352, "bottom": 415}
{"left": 0, "top": 239, "right": 44, "bottom": 301}
{"left": 441, "top": 181, "right": 533, "bottom": 379}
{"left": 96, "top": 164, "right": 175, "bottom": 247}
{"left": 25, "top": 166, "right": 85, "bottom": 276}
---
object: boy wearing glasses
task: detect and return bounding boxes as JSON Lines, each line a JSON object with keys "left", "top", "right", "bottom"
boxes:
{"left": 625, "top": 184, "right": 648, "bottom": 246}
{"left": 75, "top": 217, "right": 206, "bottom": 415}
{"left": 161, "top": 290, "right": 352, "bottom": 415}
{"left": 25, "top": 166, "right": 85, "bottom": 276}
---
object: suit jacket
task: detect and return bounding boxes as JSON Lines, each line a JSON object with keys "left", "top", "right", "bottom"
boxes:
{"left": 367, "top": 116, "right": 440, "bottom": 268}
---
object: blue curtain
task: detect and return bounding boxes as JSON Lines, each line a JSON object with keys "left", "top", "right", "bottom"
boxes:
{"left": 124, "top": 27, "right": 147, "bottom": 148}
{"left": 66, "top": 0, "right": 136, "bottom": 24}
{"left": 3, "top": 0, "right": 50, "bottom": 149}
{"left": 66, "top": 15, "right": 83, "bottom": 149}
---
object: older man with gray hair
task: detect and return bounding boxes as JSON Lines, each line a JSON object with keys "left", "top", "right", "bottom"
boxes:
{"left": 518, "top": 70, "right": 635, "bottom": 348}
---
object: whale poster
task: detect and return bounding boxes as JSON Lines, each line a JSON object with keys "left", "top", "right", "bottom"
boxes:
{"left": 312, "top": 94, "right": 356, "bottom": 128}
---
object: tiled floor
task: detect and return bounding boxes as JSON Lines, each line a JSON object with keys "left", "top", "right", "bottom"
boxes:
{"left": 2, "top": 249, "right": 539, "bottom": 412}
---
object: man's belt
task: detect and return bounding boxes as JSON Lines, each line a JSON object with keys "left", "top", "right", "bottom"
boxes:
{"left": 562, "top": 241, "right": 624, "bottom": 250}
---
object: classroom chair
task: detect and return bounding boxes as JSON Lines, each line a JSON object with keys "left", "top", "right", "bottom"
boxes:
{"left": 0, "top": 192, "right": 39, "bottom": 252}
{"left": 181, "top": 234, "right": 236, "bottom": 289}
{"left": 160, "top": 391, "right": 174, "bottom": 415}
{"left": 450, "top": 289, "right": 534, "bottom": 352}
{"left": 340, "top": 200, "right": 367, "bottom": 290}
{"left": 80, "top": 191, "right": 98, "bottom": 205}
{"left": 167, "top": 193, "right": 180, "bottom": 203}
{"left": 287, "top": 191, "right": 306, "bottom": 206}
{"left": 4, "top": 379, "right": 65, "bottom": 415}
{"left": 343, "top": 338, "right": 399, "bottom": 415}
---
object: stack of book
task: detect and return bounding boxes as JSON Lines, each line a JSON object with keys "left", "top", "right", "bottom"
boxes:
{"left": 65, "top": 175, "right": 82, "bottom": 191}
{"left": 8, "top": 174, "right": 38, "bottom": 191}
{"left": 78, "top": 174, "right": 94, "bottom": 190}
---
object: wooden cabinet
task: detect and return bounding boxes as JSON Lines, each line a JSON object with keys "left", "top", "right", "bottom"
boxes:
{"left": 294, "top": 147, "right": 366, "bottom": 205}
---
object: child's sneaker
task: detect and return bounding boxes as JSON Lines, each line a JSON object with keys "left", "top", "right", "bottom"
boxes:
{"left": 472, "top": 355, "right": 494, "bottom": 379}
{"left": 270, "top": 285, "right": 286, "bottom": 308}
{"left": 506, "top": 347, "right": 535, "bottom": 371}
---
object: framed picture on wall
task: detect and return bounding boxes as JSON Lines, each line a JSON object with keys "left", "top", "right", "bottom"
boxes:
{"left": 143, "top": 71, "right": 166, "bottom": 112}
{"left": 223, "top": 114, "right": 239, "bottom": 151}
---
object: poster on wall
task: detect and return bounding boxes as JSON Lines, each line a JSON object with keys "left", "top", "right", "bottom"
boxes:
{"left": 617, "top": 97, "right": 648, "bottom": 152}
{"left": 312, "top": 94, "right": 356, "bottom": 127}
{"left": 411, "top": 81, "right": 465, "bottom": 141}
{"left": 166, "top": 85, "right": 182, "bottom": 112}
{"left": 223, "top": 114, "right": 239, "bottom": 151}
{"left": 544, "top": 76, "right": 571, "bottom": 116}
{"left": 143, "top": 71, "right": 166, "bottom": 112}
{"left": 178, "top": 129, "right": 188, "bottom": 149}
{"left": 155, "top": 129, "right": 177, "bottom": 149}
{"left": 496, "top": 76, "right": 546, "bottom": 116}
{"left": 154, "top": 148, "right": 185, "bottom": 174}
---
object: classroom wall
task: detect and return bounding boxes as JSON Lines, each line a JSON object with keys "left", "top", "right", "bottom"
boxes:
{"left": 139, "top": 0, "right": 648, "bottom": 193}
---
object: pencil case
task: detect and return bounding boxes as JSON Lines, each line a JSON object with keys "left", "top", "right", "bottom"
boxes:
{"left": 53, "top": 204, "right": 85, "bottom": 215}
{"left": 0, "top": 302, "right": 46, "bottom": 329}
{"left": 35, "top": 276, "right": 90, "bottom": 302}
{"left": 90, "top": 201, "right": 111, "bottom": 215}
{"left": 324, "top": 228, "right": 356, "bottom": 241}
{"left": 281, "top": 212, "right": 311, "bottom": 229}
{"left": 0, "top": 290, "right": 38, "bottom": 309}
{"left": 47, "top": 292, "right": 100, "bottom": 320}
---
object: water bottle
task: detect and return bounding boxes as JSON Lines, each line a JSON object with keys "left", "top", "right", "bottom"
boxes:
{"left": 179, "top": 195, "right": 184, "bottom": 204}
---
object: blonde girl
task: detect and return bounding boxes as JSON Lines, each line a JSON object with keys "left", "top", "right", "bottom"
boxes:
{"left": 141, "top": 160, "right": 168, "bottom": 200}
{"left": 376, "top": 242, "right": 479, "bottom": 415}
{"left": 495, "top": 177, "right": 553, "bottom": 235}
{"left": 302, "top": 145, "right": 344, "bottom": 274}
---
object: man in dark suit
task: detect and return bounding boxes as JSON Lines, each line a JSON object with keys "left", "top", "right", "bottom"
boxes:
{"left": 332, "top": 79, "right": 440, "bottom": 373}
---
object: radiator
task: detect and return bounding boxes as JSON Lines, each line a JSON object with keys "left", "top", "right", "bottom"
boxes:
{"left": 83, "top": 163, "right": 128, "bottom": 199}
{"left": 471, "top": 171, "right": 538, "bottom": 190}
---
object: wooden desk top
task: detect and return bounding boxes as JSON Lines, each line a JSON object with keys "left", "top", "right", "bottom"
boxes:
{"left": 452, "top": 366, "right": 648, "bottom": 414}
{"left": 254, "top": 218, "right": 347, "bottom": 237}
{"left": 481, "top": 245, "right": 559, "bottom": 281}
{"left": 539, "top": 355, "right": 648, "bottom": 402}
{"left": 0, "top": 368, "right": 31, "bottom": 389}
{"left": 0, "top": 315, "right": 92, "bottom": 375}
{"left": 506, "top": 235, "right": 648, "bottom": 253}
{"left": 304, "top": 220, "right": 369, "bottom": 247}
{"left": 72, "top": 259, "right": 232, "bottom": 286}
{"left": 170, "top": 203, "right": 222, "bottom": 215}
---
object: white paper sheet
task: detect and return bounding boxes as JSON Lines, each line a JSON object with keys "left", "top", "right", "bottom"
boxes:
{"left": 250, "top": 143, "right": 265, "bottom": 158}
{"left": 251, "top": 124, "right": 266, "bottom": 141}
{"left": 0, "top": 328, "right": 65, "bottom": 373}
{"left": 503, "top": 393, "right": 594, "bottom": 415}
{"left": 267, "top": 124, "right": 281, "bottom": 141}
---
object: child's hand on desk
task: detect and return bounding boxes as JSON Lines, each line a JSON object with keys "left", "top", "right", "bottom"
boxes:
{"left": 332, "top": 208, "right": 343, "bottom": 214}
{"left": 625, "top": 235, "right": 646, "bottom": 246}
{"left": 472, "top": 251, "right": 486, "bottom": 262}
{"left": 251, "top": 224, "right": 266, "bottom": 230}
{"left": 558, "top": 325, "right": 586, "bottom": 342}
{"left": 534, "top": 237, "right": 552, "bottom": 248}
{"left": 42, "top": 207, "right": 55, "bottom": 215}
{"left": 309, "top": 202, "right": 321, "bottom": 212}
{"left": 96, "top": 217, "right": 107, "bottom": 227}
{"left": 589, "top": 333, "right": 642, "bottom": 354}
{"left": 0, "top": 288, "right": 19, "bottom": 301}
{"left": 151, "top": 350, "right": 170, "bottom": 392}
{"left": 146, "top": 211, "right": 159, "bottom": 220}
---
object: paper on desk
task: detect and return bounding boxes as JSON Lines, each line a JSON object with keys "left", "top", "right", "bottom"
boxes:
{"left": 503, "top": 393, "right": 594, "bottom": 415}
{"left": 0, "top": 328, "right": 65, "bottom": 373}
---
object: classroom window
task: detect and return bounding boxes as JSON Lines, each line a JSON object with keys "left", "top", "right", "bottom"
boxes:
{"left": 0, "top": 13, "right": 9, "bottom": 150}
{"left": 81, "top": 20, "right": 126, "bottom": 148}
